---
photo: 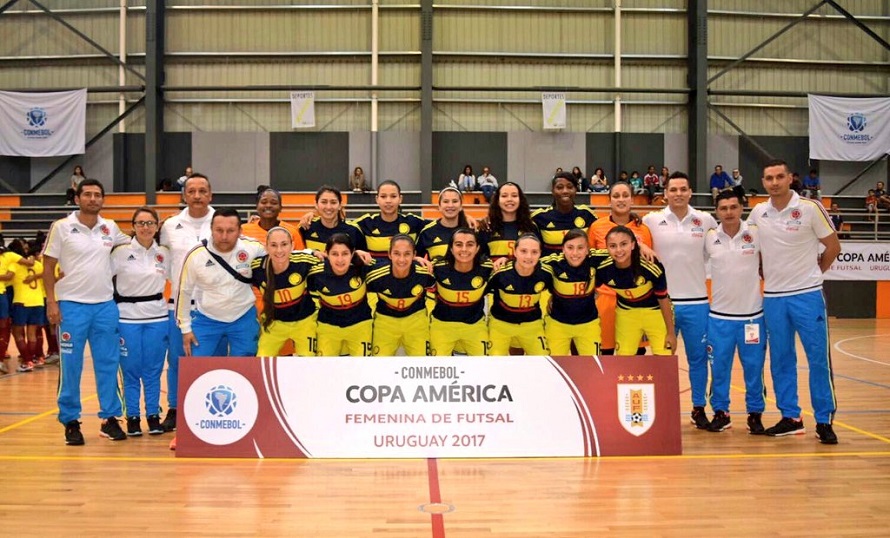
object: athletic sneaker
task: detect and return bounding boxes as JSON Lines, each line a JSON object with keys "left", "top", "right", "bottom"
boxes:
{"left": 99, "top": 417, "right": 127, "bottom": 441}
{"left": 765, "top": 417, "right": 805, "bottom": 437}
{"left": 747, "top": 412, "right": 765, "bottom": 435}
{"left": 147, "top": 415, "right": 164, "bottom": 435}
{"left": 690, "top": 406, "right": 710, "bottom": 430}
{"left": 707, "top": 411, "right": 732, "bottom": 432}
{"left": 816, "top": 423, "right": 838, "bottom": 445}
{"left": 65, "top": 420, "right": 85, "bottom": 446}
{"left": 33, "top": 357, "right": 46, "bottom": 368}
{"left": 161, "top": 408, "right": 177, "bottom": 432}
{"left": 16, "top": 361, "right": 33, "bottom": 372}
{"left": 0, "top": 359, "right": 8, "bottom": 374}
{"left": 126, "top": 416, "right": 143, "bottom": 437}
{"left": 45, "top": 353, "right": 60, "bottom": 365}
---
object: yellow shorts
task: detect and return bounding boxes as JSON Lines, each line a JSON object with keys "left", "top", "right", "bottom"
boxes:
{"left": 615, "top": 308, "right": 669, "bottom": 356}
{"left": 545, "top": 317, "right": 601, "bottom": 356}
{"left": 257, "top": 315, "right": 317, "bottom": 357}
{"left": 317, "top": 319, "right": 373, "bottom": 357}
{"left": 373, "top": 309, "right": 430, "bottom": 357}
{"left": 488, "top": 317, "right": 548, "bottom": 356}
{"left": 429, "top": 317, "right": 488, "bottom": 356}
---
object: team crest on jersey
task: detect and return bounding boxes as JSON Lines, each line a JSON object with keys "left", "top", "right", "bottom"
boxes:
{"left": 573, "top": 216, "right": 585, "bottom": 228}
{"left": 742, "top": 233, "right": 753, "bottom": 244}
{"left": 411, "top": 284, "right": 423, "bottom": 296}
{"left": 61, "top": 332, "right": 71, "bottom": 342}
{"left": 155, "top": 253, "right": 164, "bottom": 263}
{"left": 349, "top": 277, "right": 362, "bottom": 289}
{"left": 119, "top": 337, "right": 126, "bottom": 346}
{"left": 534, "top": 281, "right": 545, "bottom": 292}
{"left": 635, "top": 276, "right": 646, "bottom": 285}
{"left": 398, "top": 223, "right": 410, "bottom": 234}
{"left": 618, "top": 383, "right": 655, "bottom": 437}
{"left": 236, "top": 250, "right": 248, "bottom": 263}
{"left": 288, "top": 273, "right": 303, "bottom": 285}
{"left": 100, "top": 225, "right": 110, "bottom": 236}
{"left": 692, "top": 217, "right": 702, "bottom": 227}
{"left": 791, "top": 209, "right": 802, "bottom": 220}
{"left": 471, "top": 276, "right": 484, "bottom": 289}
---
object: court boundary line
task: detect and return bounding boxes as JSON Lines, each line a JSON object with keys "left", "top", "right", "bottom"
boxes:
{"left": 426, "top": 458, "right": 446, "bottom": 538}
{"left": 833, "top": 334, "right": 890, "bottom": 366}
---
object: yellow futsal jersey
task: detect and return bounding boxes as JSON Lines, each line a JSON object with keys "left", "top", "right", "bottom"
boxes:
{"left": 541, "top": 249, "right": 610, "bottom": 325}
{"left": 479, "top": 221, "right": 540, "bottom": 261}
{"left": 353, "top": 212, "right": 427, "bottom": 258}
{"left": 11, "top": 258, "right": 45, "bottom": 307}
{"left": 430, "top": 260, "right": 494, "bottom": 324}
{"left": 416, "top": 220, "right": 459, "bottom": 261}
{"left": 486, "top": 262, "right": 551, "bottom": 324}
{"left": 531, "top": 205, "right": 598, "bottom": 254}
{"left": 366, "top": 261, "right": 435, "bottom": 318}
{"left": 250, "top": 252, "right": 318, "bottom": 323}
{"left": 308, "top": 260, "right": 374, "bottom": 327}
{"left": 299, "top": 218, "right": 366, "bottom": 254}
{"left": 595, "top": 258, "right": 668, "bottom": 310}
{"left": 0, "top": 251, "right": 24, "bottom": 295}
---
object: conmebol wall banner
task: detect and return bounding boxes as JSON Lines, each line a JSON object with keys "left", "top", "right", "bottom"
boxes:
{"left": 808, "top": 94, "right": 890, "bottom": 161}
{"left": 0, "top": 89, "right": 87, "bottom": 157}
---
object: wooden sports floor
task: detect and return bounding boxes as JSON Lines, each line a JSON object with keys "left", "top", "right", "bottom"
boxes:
{"left": 1, "top": 318, "right": 888, "bottom": 537}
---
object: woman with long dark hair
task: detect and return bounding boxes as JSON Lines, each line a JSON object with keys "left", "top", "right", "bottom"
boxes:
{"left": 416, "top": 186, "right": 469, "bottom": 260}
{"left": 595, "top": 226, "right": 676, "bottom": 355}
{"left": 479, "top": 182, "right": 537, "bottom": 261}
{"left": 300, "top": 185, "right": 366, "bottom": 253}
{"left": 429, "top": 228, "right": 493, "bottom": 356}
{"left": 367, "top": 234, "right": 435, "bottom": 356}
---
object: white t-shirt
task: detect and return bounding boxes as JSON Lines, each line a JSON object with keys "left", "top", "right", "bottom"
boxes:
{"left": 43, "top": 212, "right": 130, "bottom": 303}
{"left": 705, "top": 222, "right": 762, "bottom": 318}
{"left": 747, "top": 192, "right": 835, "bottom": 297}
{"left": 643, "top": 206, "right": 717, "bottom": 304}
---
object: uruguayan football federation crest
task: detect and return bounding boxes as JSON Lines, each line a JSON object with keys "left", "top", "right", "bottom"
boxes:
{"left": 618, "top": 383, "right": 655, "bottom": 436}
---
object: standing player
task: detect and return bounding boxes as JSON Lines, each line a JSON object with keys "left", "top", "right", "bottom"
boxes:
{"left": 353, "top": 180, "right": 427, "bottom": 258}
{"left": 642, "top": 171, "right": 717, "bottom": 429}
{"left": 748, "top": 159, "right": 840, "bottom": 444}
{"left": 704, "top": 191, "right": 766, "bottom": 434}
{"left": 479, "top": 182, "right": 537, "bottom": 262}
{"left": 300, "top": 186, "right": 366, "bottom": 253}
{"left": 532, "top": 172, "right": 598, "bottom": 254}
{"left": 43, "top": 179, "right": 131, "bottom": 445}
{"left": 416, "top": 187, "right": 469, "bottom": 260}
{"left": 159, "top": 173, "right": 215, "bottom": 432}
{"left": 178, "top": 208, "right": 266, "bottom": 358}
{"left": 429, "top": 229, "right": 493, "bottom": 356}
{"left": 367, "top": 234, "right": 435, "bottom": 356}
{"left": 541, "top": 229, "right": 609, "bottom": 356}
{"left": 486, "top": 234, "right": 551, "bottom": 356}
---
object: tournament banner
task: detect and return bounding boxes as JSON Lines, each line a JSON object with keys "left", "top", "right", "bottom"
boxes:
{"left": 290, "top": 91, "right": 316, "bottom": 129}
{"left": 0, "top": 89, "right": 87, "bottom": 157}
{"left": 808, "top": 94, "right": 890, "bottom": 161}
{"left": 542, "top": 92, "right": 566, "bottom": 130}
{"left": 176, "top": 355, "right": 682, "bottom": 459}
{"left": 825, "top": 241, "right": 890, "bottom": 281}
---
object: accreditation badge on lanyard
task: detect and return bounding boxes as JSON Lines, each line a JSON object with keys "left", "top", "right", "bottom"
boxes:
{"left": 744, "top": 323, "right": 761, "bottom": 345}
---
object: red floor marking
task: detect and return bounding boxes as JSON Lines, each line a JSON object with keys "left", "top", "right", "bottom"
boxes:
{"left": 427, "top": 458, "right": 446, "bottom": 538}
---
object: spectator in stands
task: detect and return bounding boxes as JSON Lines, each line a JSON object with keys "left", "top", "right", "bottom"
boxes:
{"left": 866, "top": 189, "right": 877, "bottom": 219}
{"left": 590, "top": 168, "right": 609, "bottom": 193}
{"left": 660, "top": 166, "right": 671, "bottom": 188}
{"left": 349, "top": 166, "right": 368, "bottom": 192}
{"left": 829, "top": 203, "right": 846, "bottom": 239}
{"left": 803, "top": 169, "right": 822, "bottom": 200}
{"left": 643, "top": 165, "right": 661, "bottom": 203}
{"left": 572, "top": 167, "right": 588, "bottom": 192}
{"left": 875, "top": 181, "right": 890, "bottom": 211}
{"left": 709, "top": 165, "right": 734, "bottom": 204}
{"left": 629, "top": 171, "right": 646, "bottom": 195}
{"left": 67, "top": 165, "right": 85, "bottom": 205}
{"left": 477, "top": 166, "right": 498, "bottom": 202}
{"left": 458, "top": 165, "right": 476, "bottom": 193}
{"left": 156, "top": 178, "right": 174, "bottom": 192}
{"left": 618, "top": 170, "right": 629, "bottom": 184}
{"left": 176, "top": 165, "right": 193, "bottom": 190}
{"left": 790, "top": 172, "right": 803, "bottom": 194}
{"left": 731, "top": 168, "right": 747, "bottom": 204}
